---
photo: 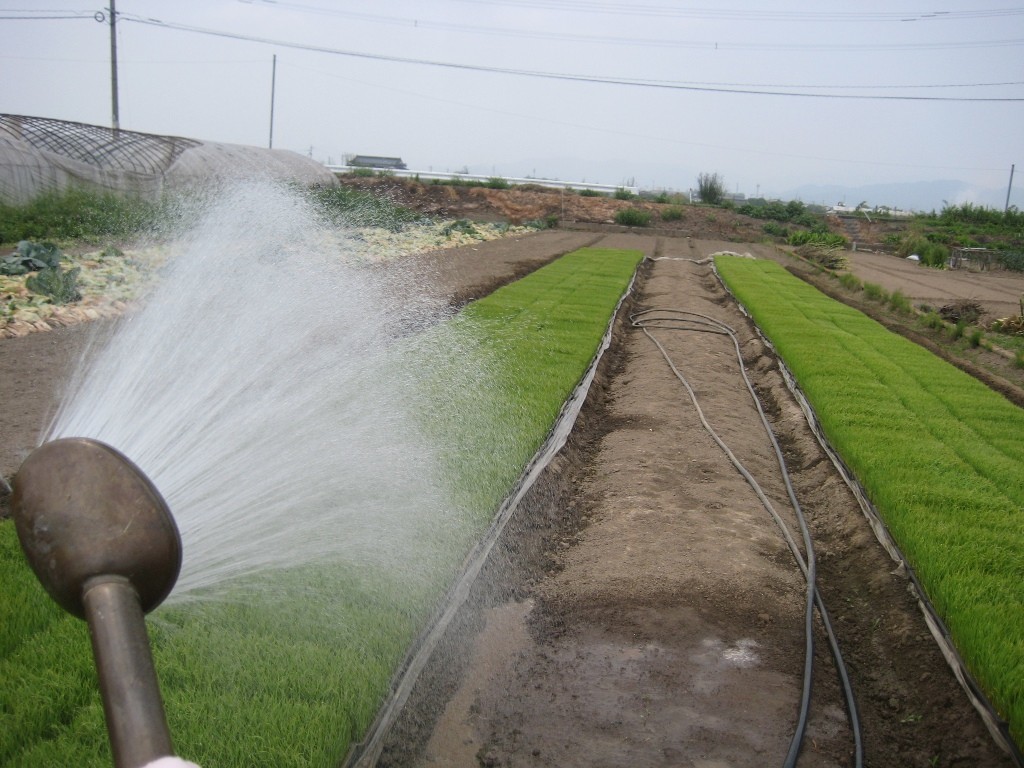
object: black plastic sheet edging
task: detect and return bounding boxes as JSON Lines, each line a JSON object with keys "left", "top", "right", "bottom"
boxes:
{"left": 711, "top": 260, "right": 1023, "bottom": 767}
{"left": 342, "top": 264, "right": 641, "bottom": 768}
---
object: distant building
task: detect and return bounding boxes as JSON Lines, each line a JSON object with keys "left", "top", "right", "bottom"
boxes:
{"left": 347, "top": 155, "right": 407, "bottom": 170}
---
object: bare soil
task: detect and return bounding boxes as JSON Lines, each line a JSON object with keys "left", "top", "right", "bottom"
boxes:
{"left": 338, "top": 176, "right": 773, "bottom": 242}
{"left": 1, "top": 224, "right": 1018, "bottom": 768}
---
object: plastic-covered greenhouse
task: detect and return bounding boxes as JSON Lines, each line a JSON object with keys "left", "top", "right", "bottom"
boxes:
{"left": 0, "top": 114, "right": 337, "bottom": 204}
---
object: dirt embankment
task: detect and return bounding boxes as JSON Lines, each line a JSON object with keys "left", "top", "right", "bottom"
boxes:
{"left": 338, "top": 176, "right": 773, "bottom": 241}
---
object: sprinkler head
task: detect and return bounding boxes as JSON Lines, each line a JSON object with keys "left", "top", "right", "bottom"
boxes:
{"left": 11, "top": 437, "right": 181, "bottom": 619}
{"left": 12, "top": 437, "right": 182, "bottom": 767}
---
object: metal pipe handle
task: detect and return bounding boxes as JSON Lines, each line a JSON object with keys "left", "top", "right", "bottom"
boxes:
{"left": 83, "top": 576, "right": 174, "bottom": 768}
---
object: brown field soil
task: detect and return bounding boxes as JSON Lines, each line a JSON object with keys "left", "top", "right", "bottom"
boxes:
{"left": 1, "top": 225, "right": 1019, "bottom": 767}
{"left": 337, "top": 176, "right": 773, "bottom": 241}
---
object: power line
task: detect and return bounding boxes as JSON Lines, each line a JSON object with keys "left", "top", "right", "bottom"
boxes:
{"left": 236, "top": 1, "right": 1024, "bottom": 53}
{"left": 118, "top": 15, "right": 1024, "bottom": 102}
{"left": 0, "top": 13, "right": 93, "bottom": 20}
{"left": 251, "top": 0, "right": 1024, "bottom": 24}
{"left": 284, "top": 60, "right": 1012, "bottom": 174}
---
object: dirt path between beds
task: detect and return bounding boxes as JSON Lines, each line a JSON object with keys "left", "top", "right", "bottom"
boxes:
{"left": 0, "top": 231, "right": 1015, "bottom": 768}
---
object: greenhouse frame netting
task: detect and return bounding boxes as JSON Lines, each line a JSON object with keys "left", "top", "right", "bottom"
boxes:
{"left": 0, "top": 114, "right": 337, "bottom": 204}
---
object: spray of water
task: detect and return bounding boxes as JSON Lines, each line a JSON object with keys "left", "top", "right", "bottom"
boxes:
{"left": 48, "top": 181, "right": 466, "bottom": 601}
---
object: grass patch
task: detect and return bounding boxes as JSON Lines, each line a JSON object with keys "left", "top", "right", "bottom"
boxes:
{"left": 862, "top": 281, "right": 887, "bottom": 302}
{"left": 0, "top": 185, "right": 422, "bottom": 245}
{"left": 716, "top": 255, "right": 1024, "bottom": 746}
{"left": 838, "top": 272, "right": 862, "bottom": 291}
{"left": 0, "top": 188, "right": 170, "bottom": 244}
{"left": 614, "top": 208, "right": 651, "bottom": 227}
{"left": 921, "top": 311, "right": 946, "bottom": 331}
{"left": 788, "top": 229, "right": 848, "bottom": 249}
{"left": 888, "top": 289, "right": 913, "bottom": 314}
{"left": 1, "top": 247, "right": 643, "bottom": 766}
{"left": 306, "top": 186, "right": 422, "bottom": 232}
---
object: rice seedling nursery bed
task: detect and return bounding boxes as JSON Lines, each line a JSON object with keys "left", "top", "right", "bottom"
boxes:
{"left": 0, "top": 247, "right": 643, "bottom": 767}
{"left": 715, "top": 255, "right": 1024, "bottom": 748}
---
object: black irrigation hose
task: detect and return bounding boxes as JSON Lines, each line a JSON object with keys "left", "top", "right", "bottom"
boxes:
{"left": 631, "top": 306, "right": 864, "bottom": 768}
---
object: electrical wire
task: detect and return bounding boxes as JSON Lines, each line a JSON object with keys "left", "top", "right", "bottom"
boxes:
{"left": 237, "top": 1, "right": 1024, "bottom": 55}
{"left": 0, "top": 13, "right": 92, "bottom": 19}
{"left": 631, "top": 300, "right": 863, "bottom": 767}
{"left": 253, "top": 0, "right": 1024, "bottom": 24}
{"left": 443, "top": 0, "right": 1024, "bottom": 23}
{"left": 113, "top": 15, "right": 1024, "bottom": 102}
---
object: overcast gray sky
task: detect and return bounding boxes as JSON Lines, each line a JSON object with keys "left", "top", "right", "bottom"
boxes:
{"left": 2, "top": 1, "right": 1022, "bottom": 209}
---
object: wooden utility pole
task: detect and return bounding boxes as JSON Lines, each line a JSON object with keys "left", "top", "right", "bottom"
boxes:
{"left": 269, "top": 54, "right": 277, "bottom": 148}
{"left": 109, "top": 0, "right": 120, "bottom": 130}
{"left": 1006, "top": 164, "right": 1015, "bottom": 213}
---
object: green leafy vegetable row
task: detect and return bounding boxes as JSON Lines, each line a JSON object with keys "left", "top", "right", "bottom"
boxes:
{"left": 715, "top": 255, "right": 1024, "bottom": 746}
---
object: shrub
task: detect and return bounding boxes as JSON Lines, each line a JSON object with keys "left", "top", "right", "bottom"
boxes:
{"left": 863, "top": 282, "right": 887, "bottom": 301}
{"left": 896, "top": 233, "right": 949, "bottom": 268}
{"left": 613, "top": 188, "right": 635, "bottom": 200}
{"left": 788, "top": 230, "right": 848, "bottom": 249}
{"left": 523, "top": 215, "right": 560, "bottom": 230}
{"left": 615, "top": 208, "right": 651, "bottom": 227}
{"left": 307, "top": 186, "right": 422, "bottom": 232}
{"left": 696, "top": 172, "right": 725, "bottom": 205}
{"left": 968, "top": 329, "right": 984, "bottom": 348}
{"left": 0, "top": 188, "right": 165, "bottom": 243}
{"left": 763, "top": 221, "right": 788, "bottom": 238}
{"left": 838, "top": 272, "right": 862, "bottom": 291}
{"left": 888, "top": 290, "right": 913, "bottom": 314}
{"left": 950, "top": 320, "right": 966, "bottom": 340}
{"left": 660, "top": 206, "right": 684, "bottom": 221}
{"left": 921, "top": 311, "right": 946, "bottom": 331}
{"left": 578, "top": 189, "right": 603, "bottom": 197}
{"left": 486, "top": 177, "right": 510, "bottom": 189}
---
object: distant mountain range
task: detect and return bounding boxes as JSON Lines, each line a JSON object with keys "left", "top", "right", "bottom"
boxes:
{"left": 482, "top": 154, "right": 1021, "bottom": 214}
{"left": 785, "top": 179, "right": 1020, "bottom": 213}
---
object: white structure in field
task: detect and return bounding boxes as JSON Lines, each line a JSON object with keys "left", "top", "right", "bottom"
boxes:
{"left": 0, "top": 114, "right": 337, "bottom": 204}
